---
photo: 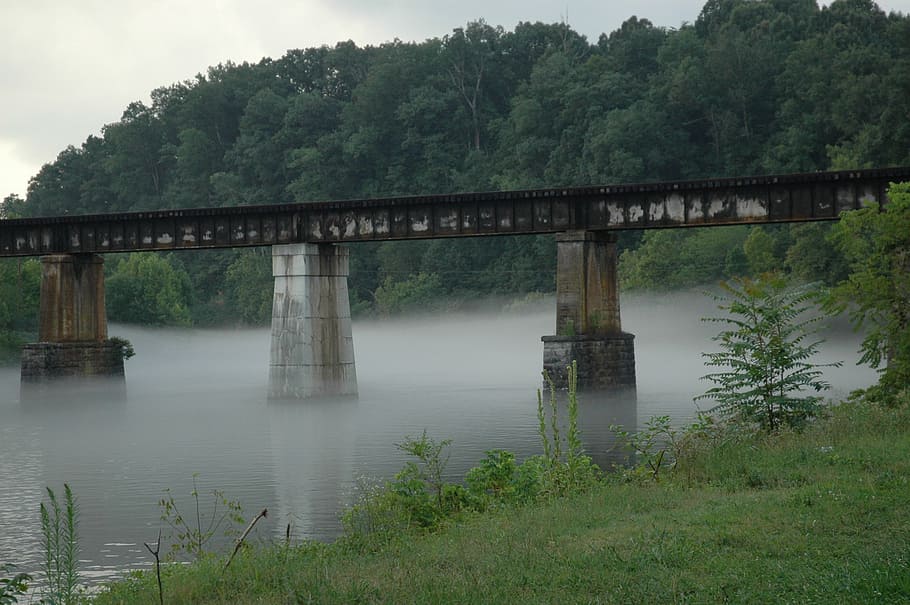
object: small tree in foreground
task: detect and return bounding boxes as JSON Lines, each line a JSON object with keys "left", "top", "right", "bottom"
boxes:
{"left": 697, "top": 275, "right": 840, "bottom": 433}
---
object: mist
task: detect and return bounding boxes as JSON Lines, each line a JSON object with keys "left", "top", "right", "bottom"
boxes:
{"left": 0, "top": 291, "right": 876, "bottom": 582}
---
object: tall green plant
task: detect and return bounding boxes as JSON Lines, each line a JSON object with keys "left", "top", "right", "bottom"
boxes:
{"left": 697, "top": 275, "right": 840, "bottom": 432}
{"left": 40, "top": 485, "right": 80, "bottom": 605}
{"left": 537, "top": 361, "right": 599, "bottom": 495}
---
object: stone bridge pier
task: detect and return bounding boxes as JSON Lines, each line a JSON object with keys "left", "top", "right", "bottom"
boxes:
{"left": 268, "top": 243, "right": 357, "bottom": 399}
{"left": 21, "top": 254, "right": 125, "bottom": 385}
{"left": 542, "top": 231, "right": 635, "bottom": 390}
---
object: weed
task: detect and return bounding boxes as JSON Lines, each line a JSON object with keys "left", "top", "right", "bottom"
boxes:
{"left": 612, "top": 415, "right": 679, "bottom": 481}
{"left": 0, "top": 564, "right": 30, "bottom": 605}
{"left": 159, "top": 474, "right": 245, "bottom": 560}
{"left": 536, "top": 361, "right": 601, "bottom": 495}
{"left": 40, "top": 484, "right": 81, "bottom": 605}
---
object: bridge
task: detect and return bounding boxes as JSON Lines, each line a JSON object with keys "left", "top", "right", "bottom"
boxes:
{"left": 5, "top": 166, "right": 909, "bottom": 397}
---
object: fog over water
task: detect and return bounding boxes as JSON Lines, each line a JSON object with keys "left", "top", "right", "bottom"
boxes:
{"left": 0, "top": 293, "right": 875, "bottom": 584}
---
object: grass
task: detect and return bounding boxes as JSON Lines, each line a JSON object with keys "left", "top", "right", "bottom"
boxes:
{"left": 93, "top": 399, "right": 910, "bottom": 604}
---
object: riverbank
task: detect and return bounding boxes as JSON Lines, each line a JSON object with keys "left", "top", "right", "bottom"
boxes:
{"left": 93, "top": 397, "right": 910, "bottom": 604}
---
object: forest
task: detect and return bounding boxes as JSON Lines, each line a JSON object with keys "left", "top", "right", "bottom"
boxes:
{"left": 1, "top": 0, "right": 909, "bottom": 360}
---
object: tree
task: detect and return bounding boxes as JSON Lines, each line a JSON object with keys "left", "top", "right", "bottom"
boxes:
{"left": 374, "top": 272, "right": 443, "bottom": 316}
{"left": 225, "top": 88, "right": 290, "bottom": 205}
{"left": 106, "top": 254, "right": 192, "bottom": 326}
{"left": 743, "top": 226, "right": 778, "bottom": 275}
{"left": 224, "top": 249, "right": 273, "bottom": 325}
{"left": 619, "top": 227, "right": 752, "bottom": 290}
{"left": 698, "top": 275, "right": 839, "bottom": 432}
{"left": 785, "top": 223, "right": 848, "bottom": 285}
{"left": 162, "top": 127, "right": 222, "bottom": 208}
{"left": 0, "top": 194, "right": 25, "bottom": 219}
{"left": 102, "top": 102, "right": 174, "bottom": 210}
{"left": 0, "top": 259, "right": 40, "bottom": 362}
{"left": 442, "top": 20, "right": 506, "bottom": 151}
{"left": 830, "top": 182, "right": 910, "bottom": 400}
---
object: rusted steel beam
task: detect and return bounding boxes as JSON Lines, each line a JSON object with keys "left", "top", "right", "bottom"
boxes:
{"left": 1, "top": 166, "right": 908, "bottom": 257}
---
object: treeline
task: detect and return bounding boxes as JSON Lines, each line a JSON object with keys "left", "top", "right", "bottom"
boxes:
{"left": 2, "top": 0, "right": 910, "bottom": 346}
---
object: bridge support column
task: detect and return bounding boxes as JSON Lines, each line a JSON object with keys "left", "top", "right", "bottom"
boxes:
{"left": 268, "top": 243, "right": 357, "bottom": 399}
{"left": 542, "top": 231, "right": 635, "bottom": 390}
{"left": 21, "top": 254, "right": 124, "bottom": 384}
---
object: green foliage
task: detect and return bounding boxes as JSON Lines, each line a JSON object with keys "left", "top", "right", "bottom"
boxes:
{"left": 743, "top": 227, "right": 778, "bottom": 275}
{"left": 0, "top": 259, "right": 40, "bottom": 364}
{"left": 178, "top": 250, "right": 240, "bottom": 326}
{"left": 465, "top": 450, "right": 518, "bottom": 503}
{"left": 390, "top": 432, "right": 463, "bottom": 528}
{"left": 619, "top": 227, "right": 752, "bottom": 290}
{"left": 40, "top": 484, "right": 81, "bottom": 605}
{"left": 697, "top": 275, "right": 840, "bottom": 432}
{"left": 785, "top": 223, "right": 848, "bottom": 285}
{"left": 158, "top": 475, "right": 246, "bottom": 561}
{"left": 611, "top": 415, "right": 680, "bottom": 481}
{"left": 342, "top": 433, "right": 465, "bottom": 544}
{"left": 106, "top": 253, "right": 192, "bottom": 326}
{"left": 611, "top": 412, "right": 733, "bottom": 483}
{"left": 373, "top": 272, "right": 443, "bottom": 316}
{"left": 107, "top": 336, "right": 135, "bottom": 361}
{"left": 223, "top": 249, "right": 272, "bottom": 325}
{"left": 534, "top": 362, "right": 601, "bottom": 496}
{"left": 0, "top": 564, "right": 30, "bottom": 605}
{"left": 830, "top": 182, "right": 910, "bottom": 402}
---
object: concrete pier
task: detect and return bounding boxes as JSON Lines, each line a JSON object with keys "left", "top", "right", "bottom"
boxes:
{"left": 268, "top": 243, "right": 357, "bottom": 399}
{"left": 21, "top": 254, "right": 124, "bottom": 384}
{"left": 543, "top": 231, "right": 635, "bottom": 389}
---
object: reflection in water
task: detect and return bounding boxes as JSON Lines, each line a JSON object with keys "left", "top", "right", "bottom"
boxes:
{"left": 268, "top": 397, "right": 358, "bottom": 540}
{"left": 0, "top": 293, "right": 876, "bottom": 586}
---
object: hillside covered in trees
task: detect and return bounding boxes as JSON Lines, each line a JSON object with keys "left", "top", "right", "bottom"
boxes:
{"left": 1, "top": 0, "right": 909, "bottom": 352}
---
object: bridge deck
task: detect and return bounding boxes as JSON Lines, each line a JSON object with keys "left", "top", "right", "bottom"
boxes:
{"left": 2, "top": 167, "right": 909, "bottom": 257}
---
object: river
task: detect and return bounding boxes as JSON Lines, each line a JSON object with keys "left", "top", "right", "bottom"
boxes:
{"left": 0, "top": 292, "right": 874, "bottom": 585}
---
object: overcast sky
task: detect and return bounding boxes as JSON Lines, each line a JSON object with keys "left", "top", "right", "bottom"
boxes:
{"left": 2, "top": 0, "right": 909, "bottom": 200}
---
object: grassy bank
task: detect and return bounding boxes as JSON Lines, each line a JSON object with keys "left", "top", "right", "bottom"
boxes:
{"left": 93, "top": 399, "right": 910, "bottom": 605}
